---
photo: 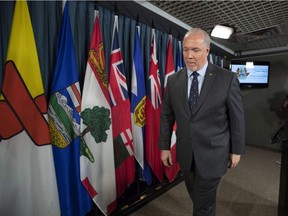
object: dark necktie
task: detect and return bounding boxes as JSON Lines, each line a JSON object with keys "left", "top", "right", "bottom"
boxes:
{"left": 189, "top": 72, "right": 199, "bottom": 110}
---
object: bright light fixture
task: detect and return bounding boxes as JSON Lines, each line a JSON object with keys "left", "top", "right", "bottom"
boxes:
{"left": 211, "top": 25, "right": 234, "bottom": 39}
{"left": 246, "top": 62, "right": 254, "bottom": 68}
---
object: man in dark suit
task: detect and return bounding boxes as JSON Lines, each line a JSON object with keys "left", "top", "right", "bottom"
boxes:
{"left": 159, "top": 28, "right": 245, "bottom": 216}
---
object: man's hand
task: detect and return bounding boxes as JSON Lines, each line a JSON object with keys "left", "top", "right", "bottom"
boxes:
{"left": 229, "top": 154, "right": 241, "bottom": 168}
{"left": 161, "top": 150, "right": 173, "bottom": 167}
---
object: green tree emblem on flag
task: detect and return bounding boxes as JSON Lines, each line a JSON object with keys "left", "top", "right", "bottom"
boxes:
{"left": 80, "top": 106, "right": 111, "bottom": 162}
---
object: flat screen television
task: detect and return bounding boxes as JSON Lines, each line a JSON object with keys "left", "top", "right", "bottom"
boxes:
{"left": 229, "top": 60, "right": 270, "bottom": 88}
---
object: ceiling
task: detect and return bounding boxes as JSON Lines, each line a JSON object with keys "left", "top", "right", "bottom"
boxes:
{"left": 145, "top": 0, "right": 288, "bottom": 57}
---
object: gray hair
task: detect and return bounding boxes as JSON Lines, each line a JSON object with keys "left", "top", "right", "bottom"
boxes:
{"left": 184, "top": 28, "right": 211, "bottom": 47}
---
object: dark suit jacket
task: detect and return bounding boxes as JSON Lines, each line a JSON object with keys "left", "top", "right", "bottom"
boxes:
{"left": 159, "top": 63, "right": 245, "bottom": 179}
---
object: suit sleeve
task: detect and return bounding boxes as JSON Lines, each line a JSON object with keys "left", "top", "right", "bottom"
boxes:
{"left": 159, "top": 76, "right": 175, "bottom": 150}
{"left": 227, "top": 73, "right": 245, "bottom": 154}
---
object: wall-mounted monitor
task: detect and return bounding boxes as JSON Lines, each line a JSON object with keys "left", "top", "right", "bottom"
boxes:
{"left": 229, "top": 60, "right": 270, "bottom": 88}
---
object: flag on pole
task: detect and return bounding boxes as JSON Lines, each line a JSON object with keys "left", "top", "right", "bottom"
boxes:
{"left": 163, "top": 35, "right": 180, "bottom": 182}
{"left": 48, "top": 2, "right": 93, "bottom": 215}
{"left": 131, "top": 26, "right": 146, "bottom": 169}
{"left": 131, "top": 26, "right": 152, "bottom": 185}
{"left": 145, "top": 29, "right": 163, "bottom": 182}
{"left": 176, "top": 40, "right": 184, "bottom": 71}
{"left": 209, "top": 53, "right": 214, "bottom": 64}
{"left": 80, "top": 11, "right": 117, "bottom": 215}
{"left": 0, "top": 1, "right": 60, "bottom": 215}
{"left": 108, "top": 15, "right": 135, "bottom": 197}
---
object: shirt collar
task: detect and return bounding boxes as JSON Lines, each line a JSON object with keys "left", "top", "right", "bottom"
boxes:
{"left": 187, "top": 61, "right": 208, "bottom": 77}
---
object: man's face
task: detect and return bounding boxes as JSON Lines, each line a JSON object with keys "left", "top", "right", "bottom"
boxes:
{"left": 183, "top": 32, "right": 210, "bottom": 72}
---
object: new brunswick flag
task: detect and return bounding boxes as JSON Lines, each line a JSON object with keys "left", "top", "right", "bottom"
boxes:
{"left": 0, "top": 1, "right": 60, "bottom": 215}
{"left": 80, "top": 11, "right": 117, "bottom": 215}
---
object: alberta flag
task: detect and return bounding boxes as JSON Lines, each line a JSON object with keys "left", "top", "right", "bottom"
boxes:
{"left": 48, "top": 2, "right": 93, "bottom": 216}
{"left": 145, "top": 29, "right": 163, "bottom": 182}
{"left": 0, "top": 1, "right": 60, "bottom": 215}
{"left": 80, "top": 11, "right": 117, "bottom": 216}
{"left": 131, "top": 26, "right": 152, "bottom": 185}
{"left": 109, "top": 15, "right": 135, "bottom": 197}
{"left": 164, "top": 35, "right": 180, "bottom": 182}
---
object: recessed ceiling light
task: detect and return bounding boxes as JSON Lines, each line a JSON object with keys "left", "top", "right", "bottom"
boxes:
{"left": 211, "top": 25, "right": 234, "bottom": 39}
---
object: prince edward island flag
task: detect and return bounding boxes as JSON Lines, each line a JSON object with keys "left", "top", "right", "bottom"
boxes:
{"left": 80, "top": 11, "right": 117, "bottom": 216}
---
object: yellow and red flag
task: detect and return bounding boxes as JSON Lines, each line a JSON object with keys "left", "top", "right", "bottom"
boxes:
{"left": 0, "top": 1, "right": 60, "bottom": 215}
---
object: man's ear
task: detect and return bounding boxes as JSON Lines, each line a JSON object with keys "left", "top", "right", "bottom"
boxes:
{"left": 206, "top": 46, "right": 211, "bottom": 55}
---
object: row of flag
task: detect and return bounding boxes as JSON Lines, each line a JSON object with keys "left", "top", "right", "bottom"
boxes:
{"left": 0, "top": 1, "right": 183, "bottom": 216}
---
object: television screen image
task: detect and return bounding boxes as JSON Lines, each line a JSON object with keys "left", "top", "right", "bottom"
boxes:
{"left": 229, "top": 61, "right": 270, "bottom": 88}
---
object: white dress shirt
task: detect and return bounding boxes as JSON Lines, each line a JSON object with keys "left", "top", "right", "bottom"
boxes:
{"left": 187, "top": 61, "right": 208, "bottom": 98}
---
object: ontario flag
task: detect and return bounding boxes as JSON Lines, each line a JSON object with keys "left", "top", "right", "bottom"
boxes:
{"left": 145, "top": 29, "right": 163, "bottom": 182}
{"left": 0, "top": 1, "right": 60, "bottom": 215}
{"left": 131, "top": 26, "right": 152, "bottom": 185}
{"left": 163, "top": 35, "right": 180, "bottom": 182}
{"left": 80, "top": 11, "right": 117, "bottom": 215}
{"left": 108, "top": 15, "right": 135, "bottom": 197}
{"left": 48, "top": 2, "right": 93, "bottom": 215}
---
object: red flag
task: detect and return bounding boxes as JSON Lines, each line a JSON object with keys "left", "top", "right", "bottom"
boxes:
{"left": 145, "top": 29, "right": 163, "bottom": 182}
{"left": 108, "top": 16, "right": 135, "bottom": 197}
{"left": 164, "top": 35, "right": 180, "bottom": 182}
{"left": 0, "top": 61, "right": 49, "bottom": 144}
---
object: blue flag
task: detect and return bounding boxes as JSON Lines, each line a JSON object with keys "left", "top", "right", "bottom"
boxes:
{"left": 48, "top": 3, "right": 93, "bottom": 216}
{"left": 176, "top": 40, "right": 184, "bottom": 71}
{"left": 131, "top": 26, "right": 152, "bottom": 185}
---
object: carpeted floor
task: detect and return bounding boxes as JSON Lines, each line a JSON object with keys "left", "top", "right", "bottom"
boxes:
{"left": 130, "top": 145, "right": 281, "bottom": 216}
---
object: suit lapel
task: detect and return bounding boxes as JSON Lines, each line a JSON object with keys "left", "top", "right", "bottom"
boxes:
{"left": 178, "top": 68, "right": 191, "bottom": 116}
{"left": 192, "top": 64, "right": 217, "bottom": 116}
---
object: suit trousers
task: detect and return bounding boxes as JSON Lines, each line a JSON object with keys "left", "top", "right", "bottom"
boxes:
{"left": 182, "top": 166, "right": 222, "bottom": 216}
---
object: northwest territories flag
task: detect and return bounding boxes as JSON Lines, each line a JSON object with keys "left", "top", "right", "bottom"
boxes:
{"left": 80, "top": 11, "right": 117, "bottom": 215}
{"left": 108, "top": 15, "right": 135, "bottom": 197}
{"left": 0, "top": 1, "right": 60, "bottom": 215}
{"left": 48, "top": 2, "right": 93, "bottom": 216}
